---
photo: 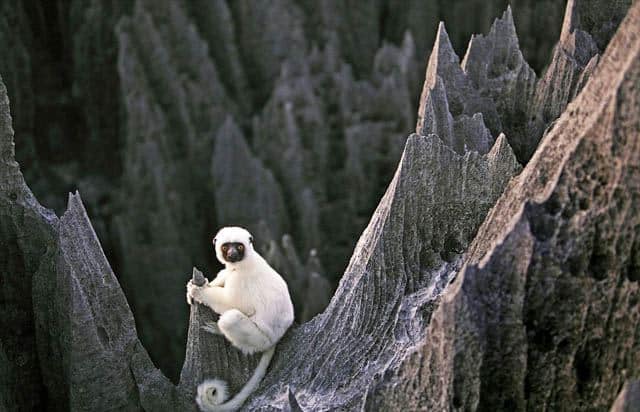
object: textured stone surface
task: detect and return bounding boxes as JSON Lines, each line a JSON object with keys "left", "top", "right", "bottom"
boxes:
{"left": 0, "top": 74, "right": 170, "bottom": 411}
{"left": 2, "top": 2, "right": 638, "bottom": 411}
{"left": 0, "top": 74, "right": 52, "bottom": 411}
{"left": 462, "top": 7, "right": 537, "bottom": 163}
{"left": 611, "top": 380, "right": 640, "bottom": 412}
{"left": 416, "top": 22, "right": 501, "bottom": 148}
{"left": 525, "top": 0, "right": 633, "bottom": 162}
{"left": 0, "top": 0, "right": 586, "bottom": 380}
{"left": 212, "top": 117, "right": 289, "bottom": 245}
{"left": 33, "top": 193, "right": 149, "bottom": 410}
{"left": 244, "top": 131, "right": 521, "bottom": 410}
{"left": 416, "top": 9, "right": 539, "bottom": 161}
{"left": 367, "top": 4, "right": 640, "bottom": 409}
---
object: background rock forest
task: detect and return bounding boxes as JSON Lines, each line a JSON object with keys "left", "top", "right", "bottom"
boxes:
{"left": 1, "top": 0, "right": 639, "bottom": 411}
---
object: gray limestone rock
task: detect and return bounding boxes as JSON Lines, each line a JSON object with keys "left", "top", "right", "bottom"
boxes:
{"left": 0, "top": 74, "right": 51, "bottom": 412}
{"left": 0, "top": 75, "right": 170, "bottom": 411}
{"left": 212, "top": 117, "right": 289, "bottom": 238}
{"left": 416, "top": 22, "right": 502, "bottom": 146}
{"left": 368, "top": 5, "right": 640, "bottom": 409}
{"left": 114, "top": 0, "right": 238, "bottom": 377}
{"left": 462, "top": 7, "right": 537, "bottom": 162}
{"left": 1, "top": 2, "right": 638, "bottom": 411}
{"left": 0, "top": 1, "right": 591, "bottom": 382}
{"left": 33, "top": 192, "right": 152, "bottom": 411}
{"left": 258, "top": 229, "right": 333, "bottom": 322}
{"left": 228, "top": 0, "right": 308, "bottom": 106}
{"left": 525, "top": 0, "right": 632, "bottom": 162}
{"left": 245, "top": 131, "right": 521, "bottom": 410}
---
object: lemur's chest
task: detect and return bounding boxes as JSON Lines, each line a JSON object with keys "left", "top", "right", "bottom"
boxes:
{"left": 225, "top": 270, "right": 267, "bottom": 301}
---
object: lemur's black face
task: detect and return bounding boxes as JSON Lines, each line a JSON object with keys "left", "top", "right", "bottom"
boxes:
{"left": 220, "top": 242, "right": 245, "bottom": 263}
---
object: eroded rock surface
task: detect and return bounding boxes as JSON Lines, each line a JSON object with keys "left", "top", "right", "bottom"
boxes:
{"left": 525, "top": 0, "right": 633, "bottom": 162}
{"left": 367, "top": 4, "right": 640, "bottom": 409}
{"left": 2, "top": 0, "right": 619, "bottom": 381}
{"left": 1, "top": 1, "right": 638, "bottom": 411}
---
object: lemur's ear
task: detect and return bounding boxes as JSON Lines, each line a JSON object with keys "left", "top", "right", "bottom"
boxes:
{"left": 213, "top": 238, "right": 217, "bottom": 246}
{"left": 249, "top": 236, "right": 254, "bottom": 244}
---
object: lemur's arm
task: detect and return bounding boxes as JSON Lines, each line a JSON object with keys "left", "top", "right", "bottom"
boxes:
{"left": 188, "top": 283, "right": 256, "bottom": 317}
{"left": 210, "top": 270, "right": 227, "bottom": 287}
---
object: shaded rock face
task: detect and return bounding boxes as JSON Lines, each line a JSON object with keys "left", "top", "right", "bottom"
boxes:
{"left": 114, "top": 0, "right": 235, "bottom": 377}
{"left": 0, "top": 74, "right": 180, "bottom": 411}
{"left": 1, "top": 2, "right": 638, "bottom": 412}
{"left": 0, "top": 74, "right": 52, "bottom": 412}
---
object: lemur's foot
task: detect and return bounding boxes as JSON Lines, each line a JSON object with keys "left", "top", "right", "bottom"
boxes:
{"left": 201, "top": 321, "right": 222, "bottom": 335}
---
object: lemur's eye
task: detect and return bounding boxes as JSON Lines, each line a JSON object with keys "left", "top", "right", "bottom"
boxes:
{"left": 221, "top": 244, "right": 229, "bottom": 252}
{"left": 238, "top": 244, "right": 244, "bottom": 252}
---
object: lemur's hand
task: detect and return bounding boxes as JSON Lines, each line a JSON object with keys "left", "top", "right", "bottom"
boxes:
{"left": 186, "top": 279, "right": 208, "bottom": 305}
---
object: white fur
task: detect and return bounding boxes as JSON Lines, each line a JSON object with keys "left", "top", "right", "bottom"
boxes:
{"left": 187, "top": 227, "right": 294, "bottom": 411}
{"left": 196, "top": 379, "right": 228, "bottom": 408}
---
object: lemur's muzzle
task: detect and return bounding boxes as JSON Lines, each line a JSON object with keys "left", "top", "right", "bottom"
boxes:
{"left": 225, "top": 244, "right": 244, "bottom": 262}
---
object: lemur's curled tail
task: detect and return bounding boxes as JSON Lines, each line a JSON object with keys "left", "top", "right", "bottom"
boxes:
{"left": 196, "top": 346, "right": 275, "bottom": 412}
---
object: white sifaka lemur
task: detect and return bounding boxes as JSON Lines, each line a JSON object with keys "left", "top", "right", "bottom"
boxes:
{"left": 186, "top": 226, "right": 294, "bottom": 412}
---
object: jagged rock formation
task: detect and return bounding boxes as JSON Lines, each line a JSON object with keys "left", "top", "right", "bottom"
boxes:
{"left": 242, "top": 131, "right": 521, "bottom": 410}
{"left": 524, "top": 0, "right": 633, "bottom": 162}
{"left": 462, "top": 7, "right": 537, "bottom": 162}
{"left": 366, "top": 4, "right": 640, "bottom": 409}
{"left": 114, "top": 0, "right": 237, "bottom": 375}
{"left": 0, "top": 74, "right": 51, "bottom": 411}
{"left": 1, "top": 2, "right": 638, "bottom": 412}
{"left": 416, "top": 21, "right": 500, "bottom": 154}
{"left": 0, "top": 74, "right": 184, "bottom": 410}
{"left": 0, "top": 0, "right": 578, "bottom": 379}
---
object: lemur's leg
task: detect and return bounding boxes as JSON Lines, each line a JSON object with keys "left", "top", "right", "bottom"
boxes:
{"left": 218, "top": 309, "right": 273, "bottom": 354}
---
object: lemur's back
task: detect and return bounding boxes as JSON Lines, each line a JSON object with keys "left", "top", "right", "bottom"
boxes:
{"left": 249, "top": 256, "right": 294, "bottom": 340}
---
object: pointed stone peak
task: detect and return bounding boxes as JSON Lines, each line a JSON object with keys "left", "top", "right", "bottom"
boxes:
{"left": 402, "top": 30, "right": 415, "bottom": 53}
{"left": 435, "top": 22, "right": 454, "bottom": 53}
{"left": 495, "top": 5, "right": 517, "bottom": 38}
{"left": 66, "top": 190, "right": 84, "bottom": 213}
{"left": 504, "top": 5, "right": 514, "bottom": 26}
{"left": 214, "top": 116, "right": 253, "bottom": 166}
{"left": 218, "top": 115, "right": 241, "bottom": 140}
{"left": 424, "top": 22, "right": 459, "bottom": 88}
{"left": 487, "top": 133, "right": 516, "bottom": 161}
{"left": 462, "top": 7, "right": 519, "bottom": 70}
{"left": 62, "top": 191, "right": 103, "bottom": 244}
{"left": 560, "top": 0, "right": 579, "bottom": 41}
{"left": 0, "top": 74, "right": 15, "bottom": 165}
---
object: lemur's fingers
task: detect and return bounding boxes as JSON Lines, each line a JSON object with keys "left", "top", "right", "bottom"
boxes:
{"left": 186, "top": 280, "right": 200, "bottom": 305}
{"left": 201, "top": 321, "right": 222, "bottom": 335}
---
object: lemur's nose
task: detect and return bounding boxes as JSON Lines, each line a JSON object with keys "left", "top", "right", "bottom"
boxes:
{"left": 227, "top": 247, "right": 239, "bottom": 261}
